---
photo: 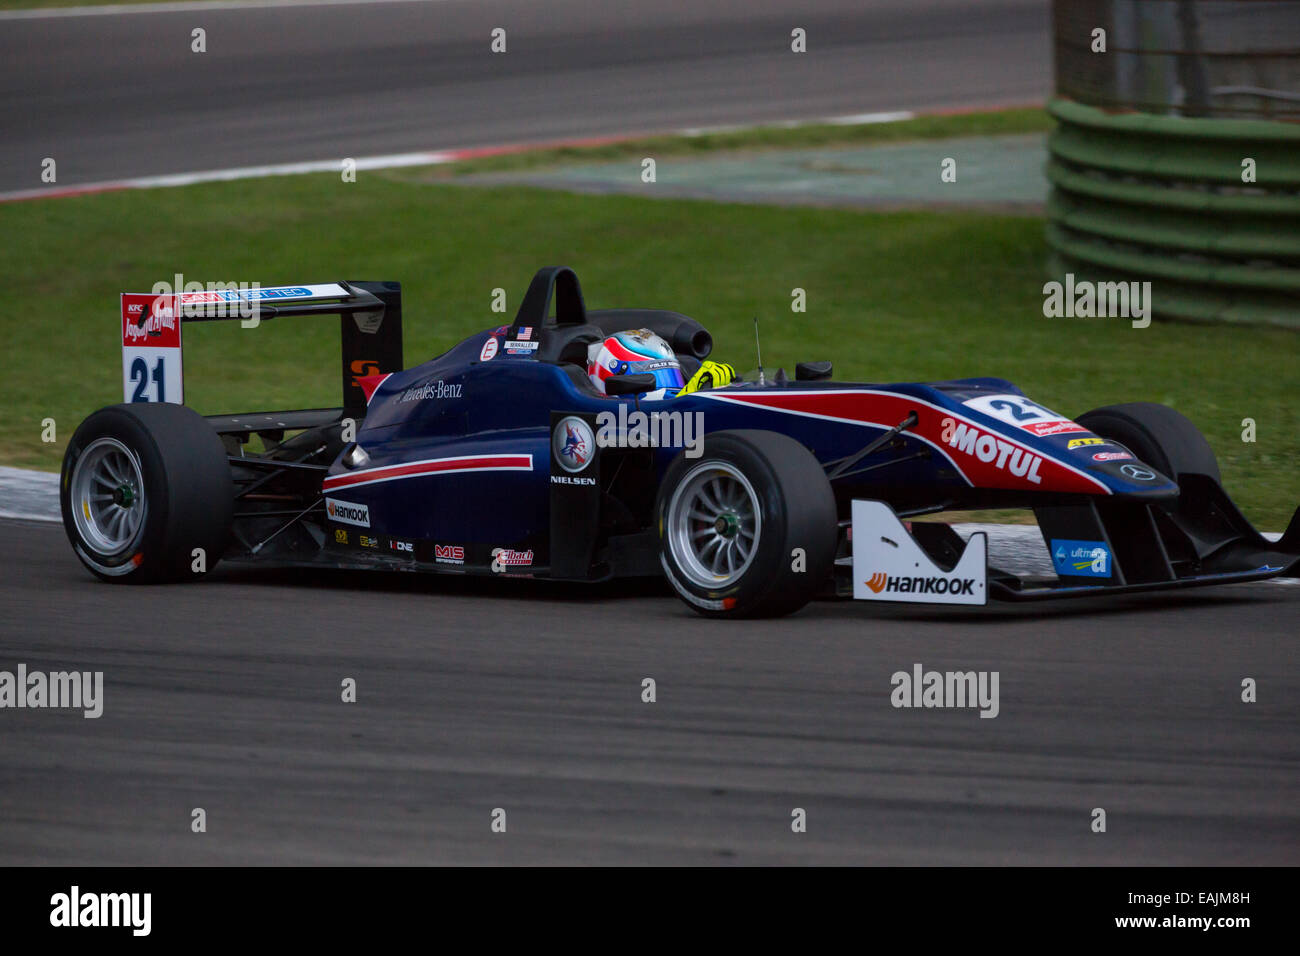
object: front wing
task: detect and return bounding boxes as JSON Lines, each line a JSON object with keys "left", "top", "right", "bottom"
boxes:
{"left": 845, "top": 494, "right": 1300, "bottom": 605}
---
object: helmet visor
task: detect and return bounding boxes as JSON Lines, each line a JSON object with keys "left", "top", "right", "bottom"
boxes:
{"left": 630, "top": 359, "right": 685, "bottom": 392}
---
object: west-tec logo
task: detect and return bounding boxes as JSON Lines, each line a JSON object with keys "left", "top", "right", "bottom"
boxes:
{"left": 865, "top": 572, "right": 977, "bottom": 596}
{"left": 1093, "top": 451, "right": 1133, "bottom": 462}
{"left": 1067, "top": 437, "right": 1105, "bottom": 449}
{"left": 325, "top": 497, "right": 370, "bottom": 528}
{"left": 181, "top": 285, "right": 310, "bottom": 303}
{"left": 940, "top": 417, "right": 1043, "bottom": 483}
{"left": 434, "top": 544, "right": 465, "bottom": 564}
{"left": 398, "top": 380, "right": 462, "bottom": 403}
{"left": 491, "top": 548, "right": 534, "bottom": 572}
{"left": 388, "top": 539, "right": 414, "bottom": 554}
{"left": 479, "top": 337, "right": 499, "bottom": 362}
{"left": 1121, "top": 464, "right": 1157, "bottom": 481}
{"left": 1051, "top": 539, "right": 1112, "bottom": 578}
{"left": 553, "top": 416, "right": 594, "bottom": 473}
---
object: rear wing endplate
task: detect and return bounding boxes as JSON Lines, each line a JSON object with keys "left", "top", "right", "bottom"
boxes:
{"left": 119, "top": 281, "right": 403, "bottom": 415}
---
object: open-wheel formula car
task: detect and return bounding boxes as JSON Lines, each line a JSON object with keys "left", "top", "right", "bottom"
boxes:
{"left": 62, "top": 267, "right": 1300, "bottom": 617}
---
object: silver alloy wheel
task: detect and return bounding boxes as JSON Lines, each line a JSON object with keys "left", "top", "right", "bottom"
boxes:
{"left": 70, "top": 437, "right": 146, "bottom": 555}
{"left": 666, "top": 460, "right": 762, "bottom": 589}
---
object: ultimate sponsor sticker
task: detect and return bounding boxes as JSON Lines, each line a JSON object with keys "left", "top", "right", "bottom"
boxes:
{"left": 1051, "top": 539, "right": 1111, "bottom": 578}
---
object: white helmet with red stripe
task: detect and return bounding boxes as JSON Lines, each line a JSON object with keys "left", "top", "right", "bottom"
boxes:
{"left": 587, "top": 328, "right": 685, "bottom": 397}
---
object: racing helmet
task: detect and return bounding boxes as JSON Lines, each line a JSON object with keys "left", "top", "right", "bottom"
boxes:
{"left": 587, "top": 328, "right": 685, "bottom": 396}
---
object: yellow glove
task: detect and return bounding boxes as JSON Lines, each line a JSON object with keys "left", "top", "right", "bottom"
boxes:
{"left": 679, "top": 361, "right": 737, "bottom": 395}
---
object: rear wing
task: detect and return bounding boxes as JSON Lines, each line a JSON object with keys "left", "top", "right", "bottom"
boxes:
{"left": 119, "top": 281, "right": 403, "bottom": 416}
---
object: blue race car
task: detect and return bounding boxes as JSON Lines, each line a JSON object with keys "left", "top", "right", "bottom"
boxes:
{"left": 61, "top": 267, "right": 1300, "bottom": 617}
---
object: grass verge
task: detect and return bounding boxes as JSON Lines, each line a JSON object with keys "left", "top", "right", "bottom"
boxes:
{"left": 397, "top": 108, "right": 1052, "bottom": 180}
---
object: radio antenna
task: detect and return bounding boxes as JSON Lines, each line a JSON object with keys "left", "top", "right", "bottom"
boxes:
{"left": 753, "top": 316, "right": 765, "bottom": 386}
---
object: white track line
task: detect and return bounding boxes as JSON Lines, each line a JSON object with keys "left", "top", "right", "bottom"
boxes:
{"left": 0, "top": 111, "right": 920, "bottom": 204}
{"left": 0, "top": 0, "right": 448, "bottom": 22}
{"left": 0, "top": 151, "right": 456, "bottom": 202}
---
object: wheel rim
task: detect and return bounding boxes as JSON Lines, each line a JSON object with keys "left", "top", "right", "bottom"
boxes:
{"left": 71, "top": 437, "right": 147, "bottom": 555}
{"left": 666, "top": 461, "right": 762, "bottom": 589}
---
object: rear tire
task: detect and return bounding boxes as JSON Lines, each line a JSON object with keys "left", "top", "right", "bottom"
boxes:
{"left": 61, "top": 403, "right": 233, "bottom": 582}
{"left": 655, "top": 430, "right": 837, "bottom": 618}
{"left": 1075, "top": 402, "right": 1220, "bottom": 483}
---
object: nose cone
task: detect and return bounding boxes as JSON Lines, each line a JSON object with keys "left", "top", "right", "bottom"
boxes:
{"left": 1087, "top": 458, "right": 1180, "bottom": 498}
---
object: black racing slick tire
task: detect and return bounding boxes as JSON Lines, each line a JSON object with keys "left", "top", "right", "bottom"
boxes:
{"left": 60, "top": 403, "right": 233, "bottom": 583}
{"left": 655, "top": 429, "right": 837, "bottom": 618}
{"left": 1076, "top": 402, "right": 1221, "bottom": 484}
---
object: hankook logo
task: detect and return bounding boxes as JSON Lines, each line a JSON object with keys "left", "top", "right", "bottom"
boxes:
{"left": 865, "top": 572, "right": 977, "bottom": 596}
{"left": 325, "top": 497, "right": 370, "bottom": 528}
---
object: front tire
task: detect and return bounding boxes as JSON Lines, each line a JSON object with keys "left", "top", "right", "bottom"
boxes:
{"left": 655, "top": 430, "right": 837, "bottom": 618}
{"left": 1075, "top": 402, "right": 1221, "bottom": 484}
{"left": 61, "top": 403, "right": 233, "bottom": 582}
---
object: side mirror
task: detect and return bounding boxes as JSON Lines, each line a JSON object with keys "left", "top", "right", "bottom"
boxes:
{"left": 605, "top": 373, "right": 657, "bottom": 396}
{"left": 796, "top": 361, "right": 833, "bottom": 381}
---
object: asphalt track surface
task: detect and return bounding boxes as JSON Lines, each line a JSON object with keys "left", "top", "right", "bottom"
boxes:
{"left": 0, "top": 0, "right": 1050, "bottom": 192}
{"left": 1, "top": 518, "right": 1296, "bottom": 864}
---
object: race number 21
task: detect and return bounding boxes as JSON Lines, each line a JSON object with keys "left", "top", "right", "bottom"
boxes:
{"left": 121, "top": 293, "right": 183, "bottom": 404}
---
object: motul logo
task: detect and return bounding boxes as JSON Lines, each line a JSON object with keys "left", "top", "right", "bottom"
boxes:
{"left": 940, "top": 417, "right": 1043, "bottom": 484}
{"left": 866, "top": 572, "right": 977, "bottom": 595}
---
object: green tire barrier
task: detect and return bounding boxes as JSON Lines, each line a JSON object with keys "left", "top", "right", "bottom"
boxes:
{"left": 1046, "top": 98, "right": 1300, "bottom": 329}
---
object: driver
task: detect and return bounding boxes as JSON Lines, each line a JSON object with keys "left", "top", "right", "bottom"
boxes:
{"left": 587, "top": 329, "right": 736, "bottom": 398}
